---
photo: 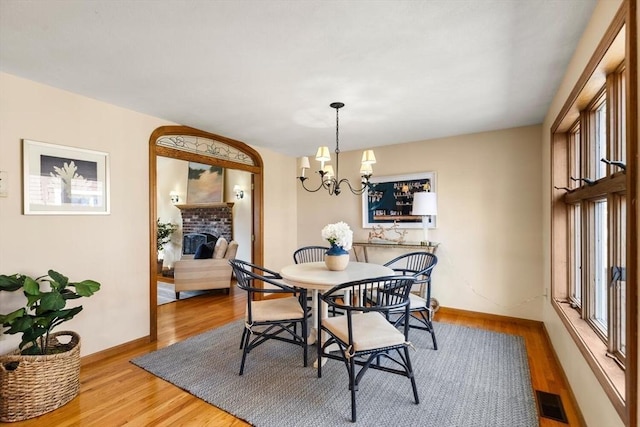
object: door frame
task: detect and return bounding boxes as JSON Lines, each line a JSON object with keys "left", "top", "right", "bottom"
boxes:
{"left": 148, "top": 125, "right": 264, "bottom": 341}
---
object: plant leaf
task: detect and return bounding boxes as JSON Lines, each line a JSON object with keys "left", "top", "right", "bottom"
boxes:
{"left": 38, "top": 291, "right": 65, "bottom": 312}
{"left": 23, "top": 277, "right": 40, "bottom": 296}
{"left": 0, "top": 308, "right": 27, "bottom": 326}
{"left": 0, "top": 274, "right": 25, "bottom": 292}
{"left": 4, "top": 314, "right": 34, "bottom": 335}
{"left": 73, "top": 280, "right": 101, "bottom": 297}
{"left": 48, "top": 270, "right": 69, "bottom": 288}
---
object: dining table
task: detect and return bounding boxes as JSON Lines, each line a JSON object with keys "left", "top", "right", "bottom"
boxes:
{"left": 280, "top": 261, "right": 395, "bottom": 366}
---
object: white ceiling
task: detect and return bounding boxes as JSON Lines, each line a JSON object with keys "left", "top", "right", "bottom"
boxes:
{"left": 0, "top": 0, "right": 597, "bottom": 157}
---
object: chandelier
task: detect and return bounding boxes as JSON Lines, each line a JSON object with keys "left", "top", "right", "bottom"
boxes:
{"left": 298, "top": 102, "right": 376, "bottom": 195}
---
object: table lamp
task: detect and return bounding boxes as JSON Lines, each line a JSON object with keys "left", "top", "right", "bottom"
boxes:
{"left": 411, "top": 192, "right": 437, "bottom": 245}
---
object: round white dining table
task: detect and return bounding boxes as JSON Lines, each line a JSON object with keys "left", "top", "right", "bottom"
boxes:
{"left": 280, "top": 261, "right": 394, "bottom": 366}
{"left": 280, "top": 261, "right": 394, "bottom": 292}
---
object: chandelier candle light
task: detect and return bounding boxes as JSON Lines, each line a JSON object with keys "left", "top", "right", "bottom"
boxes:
{"left": 298, "top": 102, "right": 377, "bottom": 195}
{"left": 411, "top": 192, "right": 438, "bottom": 245}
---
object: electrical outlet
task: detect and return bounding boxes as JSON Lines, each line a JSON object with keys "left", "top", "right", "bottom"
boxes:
{"left": 0, "top": 171, "right": 7, "bottom": 197}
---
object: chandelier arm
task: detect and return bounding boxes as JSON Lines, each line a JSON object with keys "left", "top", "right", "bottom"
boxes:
{"left": 299, "top": 177, "right": 331, "bottom": 193}
{"left": 338, "top": 178, "right": 370, "bottom": 195}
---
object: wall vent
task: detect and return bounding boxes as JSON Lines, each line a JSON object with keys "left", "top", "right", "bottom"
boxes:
{"left": 535, "top": 390, "right": 568, "bottom": 423}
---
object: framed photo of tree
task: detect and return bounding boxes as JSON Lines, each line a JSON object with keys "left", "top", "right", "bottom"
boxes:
{"left": 23, "top": 139, "right": 110, "bottom": 215}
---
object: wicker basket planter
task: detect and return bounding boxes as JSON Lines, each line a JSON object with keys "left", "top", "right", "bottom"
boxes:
{"left": 0, "top": 331, "right": 81, "bottom": 423}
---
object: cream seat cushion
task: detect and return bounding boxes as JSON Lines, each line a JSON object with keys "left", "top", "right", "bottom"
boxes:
{"left": 323, "top": 312, "right": 405, "bottom": 353}
{"left": 248, "top": 297, "right": 304, "bottom": 323}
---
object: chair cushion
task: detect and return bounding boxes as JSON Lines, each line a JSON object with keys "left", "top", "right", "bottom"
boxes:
{"left": 368, "top": 291, "right": 426, "bottom": 311}
{"left": 193, "top": 242, "right": 215, "bottom": 259}
{"left": 408, "top": 292, "right": 427, "bottom": 310}
{"left": 323, "top": 312, "right": 406, "bottom": 353}
{"left": 248, "top": 296, "right": 304, "bottom": 323}
{"left": 212, "top": 237, "right": 228, "bottom": 259}
{"left": 224, "top": 241, "right": 239, "bottom": 260}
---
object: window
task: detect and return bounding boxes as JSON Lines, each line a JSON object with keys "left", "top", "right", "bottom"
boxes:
{"left": 591, "top": 198, "right": 608, "bottom": 335}
{"left": 550, "top": 6, "right": 635, "bottom": 420}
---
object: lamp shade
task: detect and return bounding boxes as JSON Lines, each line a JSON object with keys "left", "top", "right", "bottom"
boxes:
{"left": 360, "top": 163, "right": 373, "bottom": 175}
{"left": 323, "top": 164, "right": 335, "bottom": 178}
{"left": 412, "top": 192, "right": 437, "bottom": 216}
{"left": 361, "top": 149, "right": 377, "bottom": 164}
{"left": 299, "top": 156, "right": 310, "bottom": 169}
{"left": 315, "top": 146, "right": 331, "bottom": 162}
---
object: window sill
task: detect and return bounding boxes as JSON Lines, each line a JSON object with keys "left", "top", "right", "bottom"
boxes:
{"left": 552, "top": 299, "right": 625, "bottom": 418}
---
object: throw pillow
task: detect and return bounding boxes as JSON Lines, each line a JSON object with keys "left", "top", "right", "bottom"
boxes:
{"left": 212, "top": 237, "right": 228, "bottom": 259}
{"left": 194, "top": 242, "right": 215, "bottom": 259}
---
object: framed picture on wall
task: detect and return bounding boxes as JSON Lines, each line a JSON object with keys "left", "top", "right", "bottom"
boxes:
{"left": 23, "top": 139, "right": 110, "bottom": 215}
{"left": 186, "top": 162, "right": 224, "bottom": 203}
{"left": 361, "top": 171, "right": 436, "bottom": 228}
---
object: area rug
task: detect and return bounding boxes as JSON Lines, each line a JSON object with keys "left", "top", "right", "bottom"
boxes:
{"left": 131, "top": 320, "right": 538, "bottom": 426}
{"left": 157, "top": 281, "right": 210, "bottom": 305}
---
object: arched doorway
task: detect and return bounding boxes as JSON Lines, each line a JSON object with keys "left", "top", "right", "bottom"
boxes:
{"left": 148, "top": 125, "right": 264, "bottom": 340}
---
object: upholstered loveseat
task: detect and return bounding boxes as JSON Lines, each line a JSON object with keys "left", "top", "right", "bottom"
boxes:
{"left": 173, "top": 237, "right": 238, "bottom": 299}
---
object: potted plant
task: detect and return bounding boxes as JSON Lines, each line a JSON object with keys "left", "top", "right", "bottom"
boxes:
{"left": 157, "top": 218, "right": 178, "bottom": 273}
{"left": 0, "top": 270, "right": 101, "bottom": 422}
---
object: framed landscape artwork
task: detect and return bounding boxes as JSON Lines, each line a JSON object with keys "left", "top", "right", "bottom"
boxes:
{"left": 361, "top": 171, "right": 436, "bottom": 229}
{"left": 186, "top": 162, "right": 224, "bottom": 203}
{"left": 23, "top": 139, "right": 110, "bottom": 215}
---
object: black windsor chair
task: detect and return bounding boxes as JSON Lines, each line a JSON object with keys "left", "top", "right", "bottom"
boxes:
{"left": 229, "top": 259, "right": 308, "bottom": 375}
{"left": 317, "top": 275, "right": 419, "bottom": 422}
{"left": 383, "top": 251, "right": 439, "bottom": 349}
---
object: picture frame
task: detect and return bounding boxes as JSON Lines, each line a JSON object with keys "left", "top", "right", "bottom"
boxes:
{"left": 23, "top": 139, "right": 110, "bottom": 215}
{"left": 362, "top": 171, "right": 436, "bottom": 229}
{"left": 186, "top": 162, "right": 224, "bottom": 204}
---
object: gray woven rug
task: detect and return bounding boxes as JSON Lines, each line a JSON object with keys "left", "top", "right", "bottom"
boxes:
{"left": 131, "top": 320, "right": 538, "bottom": 426}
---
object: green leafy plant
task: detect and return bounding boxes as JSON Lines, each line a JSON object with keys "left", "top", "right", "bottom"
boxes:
{"left": 0, "top": 270, "right": 101, "bottom": 355}
{"left": 157, "top": 218, "right": 178, "bottom": 253}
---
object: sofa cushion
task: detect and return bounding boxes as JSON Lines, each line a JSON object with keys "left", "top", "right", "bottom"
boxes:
{"left": 224, "top": 241, "right": 239, "bottom": 260}
{"left": 194, "top": 241, "right": 215, "bottom": 259}
{"left": 213, "top": 237, "right": 228, "bottom": 259}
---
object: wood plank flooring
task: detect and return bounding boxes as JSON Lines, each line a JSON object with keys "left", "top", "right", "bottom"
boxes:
{"left": 7, "top": 284, "right": 582, "bottom": 426}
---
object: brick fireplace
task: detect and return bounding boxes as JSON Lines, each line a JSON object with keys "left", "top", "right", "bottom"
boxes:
{"left": 176, "top": 203, "right": 234, "bottom": 250}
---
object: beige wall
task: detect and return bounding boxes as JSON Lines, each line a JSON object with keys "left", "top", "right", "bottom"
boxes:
{"left": 156, "top": 156, "right": 188, "bottom": 267}
{"left": 261, "top": 148, "right": 298, "bottom": 270}
{"left": 224, "top": 168, "right": 253, "bottom": 263}
{"left": 297, "top": 124, "right": 544, "bottom": 320}
{"left": 0, "top": 72, "right": 171, "bottom": 355}
{"left": 541, "top": 1, "right": 625, "bottom": 426}
{"left": 0, "top": 72, "right": 296, "bottom": 356}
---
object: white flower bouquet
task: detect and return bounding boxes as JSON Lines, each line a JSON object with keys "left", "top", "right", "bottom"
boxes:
{"left": 321, "top": 221, "right": 353, "bottom": 251}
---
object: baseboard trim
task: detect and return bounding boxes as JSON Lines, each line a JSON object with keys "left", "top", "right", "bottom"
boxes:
{"left": 436, "top": 306, "right": 544, "bottom": 329}
{"left": 541, "top": 324, "right": 587, "bottom": 427}
{"left": 81, "top": 335, "right": 150, "bottom": 367}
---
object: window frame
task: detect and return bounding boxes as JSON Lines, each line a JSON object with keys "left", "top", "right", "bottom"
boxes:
{"left": 549, "top": 2, "right": 637, "bottom": 423}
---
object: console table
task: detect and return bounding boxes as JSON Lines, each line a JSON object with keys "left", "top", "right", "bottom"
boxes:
{"left": 352, "top": 241, "right": 439, "bottom": 262}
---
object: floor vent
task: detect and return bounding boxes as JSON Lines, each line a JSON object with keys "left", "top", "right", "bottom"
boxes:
{"left": 536, "top": 390, "right": 569, "bottom": 423}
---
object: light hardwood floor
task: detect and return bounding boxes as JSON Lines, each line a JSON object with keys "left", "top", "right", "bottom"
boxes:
{"left": 8, "top": 284, "right": 582, "bottom": 426}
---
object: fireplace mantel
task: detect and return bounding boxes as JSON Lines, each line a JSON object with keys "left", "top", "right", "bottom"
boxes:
{"left": 175, "top": 202, "right": 234, "bottom": 210}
